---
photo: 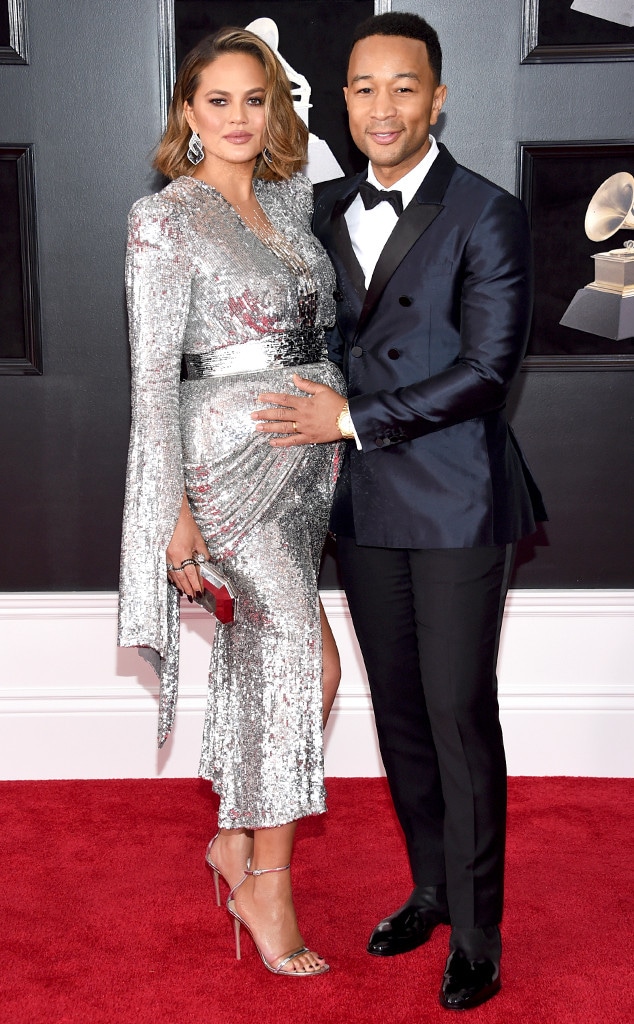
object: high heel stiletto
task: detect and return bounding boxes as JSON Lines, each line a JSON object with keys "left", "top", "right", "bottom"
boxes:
{"left": 205, "top": 832, "right": 224, "bottom": 906}
{"left": 227, "top": 866, "right": 330, "bottom": 977}
{"left": 205, "top": 832, "right": 253, "bottom": 906}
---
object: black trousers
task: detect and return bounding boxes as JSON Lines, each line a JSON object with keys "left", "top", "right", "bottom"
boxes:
{"left": 336, "top": 538, "right": 515, "bottom": 929}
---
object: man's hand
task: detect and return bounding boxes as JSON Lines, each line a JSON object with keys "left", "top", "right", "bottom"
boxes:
{"left": 251, "top": 374, "right": 347, "bottom": 447}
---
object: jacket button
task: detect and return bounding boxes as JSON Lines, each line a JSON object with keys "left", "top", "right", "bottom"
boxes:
{"left": 350, "top": 345, "right": 363, "bottom": 357}
{"left": 398, "top": 295, "right": 412, "bottom": 306}
{"left": 387, "top": 348, "right": 399, "bottom": 359}
{"left": 375, "top": 437, "right": 384, "bottom": 448}
{"left": 333, "top": 289, "right": 343, "bottom": 301}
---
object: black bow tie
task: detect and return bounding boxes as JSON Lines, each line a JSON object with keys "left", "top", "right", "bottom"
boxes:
{"left": 358, "top": 180, "right": 403, "bottom": 217}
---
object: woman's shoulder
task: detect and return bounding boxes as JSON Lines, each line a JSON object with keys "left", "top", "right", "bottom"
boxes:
{"left": 128, "top": 177, "right": 198, "bottom": 225}
{"left": 258, "top": 172, "right": 313, "bottom": 219}
{"left": 283, "top": 171, "right": 313, "bottom": 204}
{"left": 289, "top": 170, "right": 313, "bottom": 193}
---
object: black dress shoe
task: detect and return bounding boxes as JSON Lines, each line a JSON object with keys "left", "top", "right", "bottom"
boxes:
{"left": 439, "top": 949, "right": 501, "bottom": 1010}
{"left": 367, "top": 888, "right": 450, "bottom": 957}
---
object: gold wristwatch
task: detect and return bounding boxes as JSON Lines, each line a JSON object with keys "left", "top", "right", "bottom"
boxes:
{"left": 336, "top": 400, "right": 355, "bottom": 439}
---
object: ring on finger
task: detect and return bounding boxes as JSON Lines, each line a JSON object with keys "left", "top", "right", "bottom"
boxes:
{"left": 167, "top": 557, "right": 197, "bottom": 573}
{"left": 292, "top": 421, "right": 298, "bottom": 432}
{"left": 179, "top": 558, "right": 197, "bottom": 569}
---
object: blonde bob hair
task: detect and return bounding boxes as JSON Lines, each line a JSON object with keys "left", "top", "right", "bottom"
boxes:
{"left": 154, "top": 27, "right": 308, "bottom": 182}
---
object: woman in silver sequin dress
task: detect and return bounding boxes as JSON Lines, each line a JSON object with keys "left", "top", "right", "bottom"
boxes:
{"left": 118, "top": 29, "right": 345, "bottom": 975}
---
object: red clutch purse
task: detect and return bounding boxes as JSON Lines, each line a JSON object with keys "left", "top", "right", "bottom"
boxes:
{"left": 196, "top": 560, "right": 238, "bottom": 625}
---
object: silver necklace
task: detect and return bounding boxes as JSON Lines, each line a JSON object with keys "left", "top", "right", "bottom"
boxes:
{"left": 234, "top": 190, "right": 318, "bottom": 325}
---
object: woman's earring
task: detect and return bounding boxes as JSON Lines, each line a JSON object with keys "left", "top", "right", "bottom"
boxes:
{"left": 187, "top": 131, "right": 204, "bottom": 165}
{"left": 261, "top": 146, "right": 273, "bottom": 166}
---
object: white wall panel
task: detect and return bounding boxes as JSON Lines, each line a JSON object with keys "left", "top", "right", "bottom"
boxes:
{"left": 1, "top": 591, "right": 632, "bottom": 779}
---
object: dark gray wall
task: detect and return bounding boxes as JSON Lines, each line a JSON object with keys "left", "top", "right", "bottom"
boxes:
{"left": 400, "top": 0, "right": 634, "bottom": 587}
{"left": 0, "top": 0, "right": 161, "bottom": 588}
{"left": 0, "top": 0, "right": 632, "bottom": 590}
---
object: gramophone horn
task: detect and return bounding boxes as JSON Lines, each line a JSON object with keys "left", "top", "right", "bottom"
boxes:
{"left": 585, "top": 171, "right": 634, "bottom": 242}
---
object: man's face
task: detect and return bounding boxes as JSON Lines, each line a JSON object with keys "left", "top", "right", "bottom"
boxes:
{"left": 344, "top": 34, "right": 447, "bottom": 186}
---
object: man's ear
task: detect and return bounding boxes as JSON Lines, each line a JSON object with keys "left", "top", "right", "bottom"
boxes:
{"left": 430, "top": 84, "right": 447, "bottom": 125}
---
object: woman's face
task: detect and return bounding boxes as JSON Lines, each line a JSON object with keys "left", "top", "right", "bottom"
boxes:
{"left": 184, "top": 52, "right": 267, "bottom": 170}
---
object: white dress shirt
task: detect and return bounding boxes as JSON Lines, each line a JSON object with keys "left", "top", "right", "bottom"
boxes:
{"left": 342, "top": 136, "right": 440, "bottom": 448}
{"left": 345, "top": 135, "right": 440, "bottom": 290}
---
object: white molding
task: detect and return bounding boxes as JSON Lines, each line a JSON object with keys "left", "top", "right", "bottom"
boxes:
{"left": 503, "top": 590, "right": 634, "bottom": 616}
{"left": 1, "top": 590, "right": 633, "bottom": 778}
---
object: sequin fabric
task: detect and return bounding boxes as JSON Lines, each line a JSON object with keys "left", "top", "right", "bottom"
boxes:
{"left": 118, "top": 173, "right": 345, "bottom": 828}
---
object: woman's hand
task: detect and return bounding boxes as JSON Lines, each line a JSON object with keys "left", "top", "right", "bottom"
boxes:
{"left": 166, "top": 492, "right": 211, "bottom": 598}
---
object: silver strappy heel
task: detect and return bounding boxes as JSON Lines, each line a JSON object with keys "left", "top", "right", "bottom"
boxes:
{"left": 204, "top": 832, "right": 224, "bottom": 906}
{"left": 226, "top": 865, "right": 330, "bottom": 976}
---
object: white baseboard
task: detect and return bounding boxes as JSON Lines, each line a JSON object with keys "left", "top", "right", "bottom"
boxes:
{"left": 1, "top": 590, "right": 632, "bottom": 779}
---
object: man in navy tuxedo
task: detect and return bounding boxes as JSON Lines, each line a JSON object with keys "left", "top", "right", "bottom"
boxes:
{"left": 253, "top": 11, "right": 545, "bottom": 1010}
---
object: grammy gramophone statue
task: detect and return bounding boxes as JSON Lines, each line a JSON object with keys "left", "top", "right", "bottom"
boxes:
{"left": 246, "top": 17, "right": 344, "bottom": 184}
{"left": 570, "top": 1, "right": 634, "bottom": 28}
{"left": 559, "top": 171, "right": 634, "bottom": 341}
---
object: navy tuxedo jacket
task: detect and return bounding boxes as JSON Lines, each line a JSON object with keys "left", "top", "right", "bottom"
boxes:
{"left": 313, "top": 143, "right": 546, "bottom": 549}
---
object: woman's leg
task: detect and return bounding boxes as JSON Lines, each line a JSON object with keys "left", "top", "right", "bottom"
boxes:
{"left": 207, "top": 828, "right": 253, "bottom": 893}
{"left": 320, "top": 599, "right": 340, "bottom": 727}
{"left": 232, "top": 821, "right": 327, "bottom": 973}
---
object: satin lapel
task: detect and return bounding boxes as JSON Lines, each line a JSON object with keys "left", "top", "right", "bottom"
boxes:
{"left": 330, "top": 199, "right": 367, "bottom": 304}
{"left": 354, "top": 144, "right": 458, "bottom": 340}
{"left": 354, "top": 203, "right": 442, "bottom": 338}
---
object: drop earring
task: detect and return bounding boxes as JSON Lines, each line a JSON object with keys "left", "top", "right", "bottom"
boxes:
{"left": 261, "top": 146, "right": 273, "bottom": 166}
{"left": 187, "top": 131, "right": 204, "bottom": 166}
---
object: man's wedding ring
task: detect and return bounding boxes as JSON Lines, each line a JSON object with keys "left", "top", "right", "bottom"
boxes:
{"left": 292, "top": 421, "right": 298, "bottom": 432}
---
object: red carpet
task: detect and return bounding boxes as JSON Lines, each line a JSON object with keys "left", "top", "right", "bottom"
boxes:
{"left": 2, "top": 777, "right": 633, "bottom": 1023}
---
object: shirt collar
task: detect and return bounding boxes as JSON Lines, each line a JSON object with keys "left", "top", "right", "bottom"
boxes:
{"left": 366, "top": 135, "right": 439, "bottom": 209}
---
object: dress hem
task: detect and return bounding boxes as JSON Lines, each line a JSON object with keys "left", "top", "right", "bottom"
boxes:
{"left": 200, "top": 774, "right": 327, "bottom": 830}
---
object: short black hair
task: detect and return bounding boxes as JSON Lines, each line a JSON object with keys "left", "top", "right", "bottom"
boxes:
{"left": 349, "top": 12, "right": 442, "bottom": 84}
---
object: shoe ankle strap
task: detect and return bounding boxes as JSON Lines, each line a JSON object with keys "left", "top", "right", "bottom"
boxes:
{"left": 245, "top": 863, "right": 290, "bottom": 876}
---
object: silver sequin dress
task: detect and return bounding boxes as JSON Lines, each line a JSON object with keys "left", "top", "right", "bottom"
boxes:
{"left": 118, "top": 173, "right": 345, "bottom": 829}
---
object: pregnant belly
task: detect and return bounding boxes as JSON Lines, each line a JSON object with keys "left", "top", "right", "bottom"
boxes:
{"left": 179, "top": 359, "right": 345, "bottom": 465}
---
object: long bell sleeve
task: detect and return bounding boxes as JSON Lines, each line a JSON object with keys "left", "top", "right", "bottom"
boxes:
{"left": 117, "top": 192, "right": 192, "bottom": 744}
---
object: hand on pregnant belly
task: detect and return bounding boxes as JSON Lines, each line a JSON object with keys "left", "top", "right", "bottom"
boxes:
{"left": 252, "top": 373, "right": 347, "bottom": 446}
